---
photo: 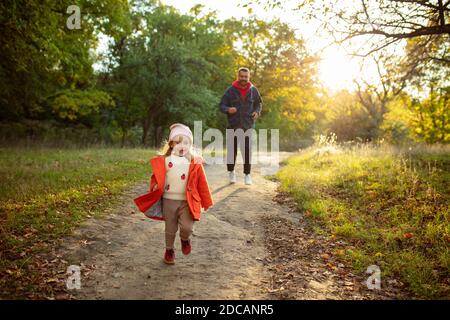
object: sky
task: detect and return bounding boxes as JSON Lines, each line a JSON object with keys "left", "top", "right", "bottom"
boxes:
{"left": 160, "top": 0, "right": 380, "bottom": 92}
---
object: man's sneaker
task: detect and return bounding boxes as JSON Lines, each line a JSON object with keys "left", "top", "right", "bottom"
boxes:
{"left": 244, "top": 174, "right": 252, "bottom": 185}
{"left": 164, "top": 248, "right": 175, "bottom": 264}
{"left": 229, "top": 170, "right": 236, "bottom": 184}
{"left": 181, "top": 239, "right": 192, "bottom": 255}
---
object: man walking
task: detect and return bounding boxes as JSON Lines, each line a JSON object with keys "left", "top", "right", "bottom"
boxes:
{"left": 219, "top": 67, "right": 262, "bottom": 185}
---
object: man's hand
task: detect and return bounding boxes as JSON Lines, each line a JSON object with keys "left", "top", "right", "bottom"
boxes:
{"left": 228, "top": 107, "right": 237, "bottom": 114}
{"left": 252, "top": 112, "right": 259, "bottom": 120}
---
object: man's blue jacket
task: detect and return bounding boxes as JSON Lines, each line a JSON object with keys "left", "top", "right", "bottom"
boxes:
{"left": 219, "top": 84, "right": 262, "bottom": 130}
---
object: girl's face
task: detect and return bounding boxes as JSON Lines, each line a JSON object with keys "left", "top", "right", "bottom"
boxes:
{"left": 170, "top": 135, "right": 192, "bottom": 157}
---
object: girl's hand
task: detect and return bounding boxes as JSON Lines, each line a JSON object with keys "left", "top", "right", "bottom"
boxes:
{"left": 152, "top": 184, "right": 158, "bottom": 191}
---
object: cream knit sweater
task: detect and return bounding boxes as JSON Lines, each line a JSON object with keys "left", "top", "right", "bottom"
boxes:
{"left": 163, "top": 154, "right": 190, "bottom": 200}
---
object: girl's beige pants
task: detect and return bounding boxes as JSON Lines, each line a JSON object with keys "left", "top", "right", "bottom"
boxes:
{"left": 162, "top": 198, "right": 194, "bottom": 249}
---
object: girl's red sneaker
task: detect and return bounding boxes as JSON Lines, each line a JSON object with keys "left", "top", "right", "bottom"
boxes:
{"left": 164, "top": 248, "right": 175, "bottom": 264}
{"left": 181, "top": 239, "right": 191, "bottom": 255}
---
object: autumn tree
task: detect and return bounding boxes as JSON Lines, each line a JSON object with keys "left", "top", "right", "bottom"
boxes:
{"left": 222, "top": 17, "right": 324, "bottom": 149}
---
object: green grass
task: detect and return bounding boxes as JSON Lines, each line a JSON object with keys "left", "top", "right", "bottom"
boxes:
{"left": 277, "top": 144, "right": 450, "bottom": 298}
{"left": 0, "top": 147, "right": 155, "bottom": 292}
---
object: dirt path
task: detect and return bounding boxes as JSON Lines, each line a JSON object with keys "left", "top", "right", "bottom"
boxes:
{"left": 58, "top": 153, "right": 407, "bottom": 299}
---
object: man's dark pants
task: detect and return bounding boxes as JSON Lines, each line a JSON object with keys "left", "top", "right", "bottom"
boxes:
{"left": 226, "top": 128, "right": 253, "bottom": 175}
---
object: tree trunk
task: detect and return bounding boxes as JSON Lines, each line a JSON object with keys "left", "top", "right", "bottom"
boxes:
{"left": 121, "top": 126, "right": 127, "bottom": 148}
{"left": 142, "top": 118, "right": 150, "bottom": 146}
{"left": 154, "top": 125, "right": 163, "bottom": 148}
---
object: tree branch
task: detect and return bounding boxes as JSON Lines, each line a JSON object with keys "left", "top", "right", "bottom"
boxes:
{"left": 350, "top": 24, "right": 450, "bottom": 39}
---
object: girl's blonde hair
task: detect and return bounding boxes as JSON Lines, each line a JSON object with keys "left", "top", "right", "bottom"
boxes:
{"left": 159, "top": 135, "right": 200, "bottom": 160}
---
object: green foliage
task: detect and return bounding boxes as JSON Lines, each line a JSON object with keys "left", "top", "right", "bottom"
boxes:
{"left": 0, "top": 0, "right": 130, "bottom": 121}
{"left": 326, "top": 88, "right": 450, "bottom": 145}
{"left": 99, "top": 4, "right": 236, "bottom": 146}
{"left": 409, "top": 88, "right": 450, "bottom": 144}
{"left": 49, "top": 89, "right": 114, "bottom": 121}
{"left": 381, "top": 89, "right": 450, "bottom": 145}
{"left": 1, "top": 1, "right": 446, "bottom": 148}
{"left": 381, "top": 95, "right": 415, "bottom": 145}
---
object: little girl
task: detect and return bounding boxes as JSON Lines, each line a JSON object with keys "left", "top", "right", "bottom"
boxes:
{"left": 134, "top": 123, "right": 213, "bottom": 264}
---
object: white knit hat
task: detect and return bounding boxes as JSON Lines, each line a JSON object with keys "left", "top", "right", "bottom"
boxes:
{"left": 168, "top": 123, "right": 193, "bottom": 142}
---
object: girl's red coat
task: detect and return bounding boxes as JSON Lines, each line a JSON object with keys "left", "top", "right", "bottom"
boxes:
{"left": 133, "top": 155, "right": 213, "bottom": 221}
